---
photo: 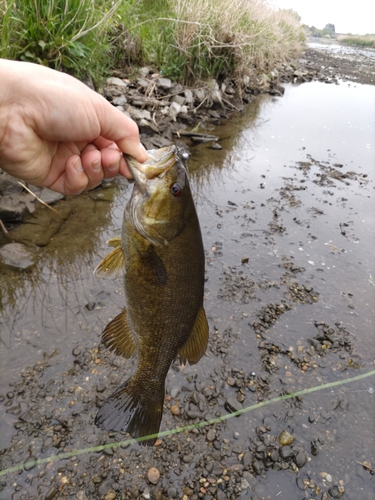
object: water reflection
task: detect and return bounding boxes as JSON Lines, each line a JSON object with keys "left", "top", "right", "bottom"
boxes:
{"left": 0, "top": 185, "right": 126, "bottom": 356}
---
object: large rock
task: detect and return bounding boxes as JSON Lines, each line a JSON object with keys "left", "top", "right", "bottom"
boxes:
{"left": 27, "top": 187, "right": 64, "bottom": 205}
{"left": 0, "top": 193, "right": 35, "bottom": 221}
{"left": 112, "top": 95, "right": 127, "bottom": 106}
{"left": 126, "top": 106, "right": 151, "bottom": 121}
{"left": 0, "top": 242, "right": 38, "bottom": 270}
{"left": 194, "top": 88, "right": 206, "bottom": 103}
{"left": 184, "top": 89, "right": 194, "bottom": 105}
{"left": 156, "top": 77, "right": 172, "bottom": 90}
{"left": 9, "top": 204, "right": 71, "bottom": 246}
{"left": 106, "top": 77, "right": 128, "bottom": 89}
{"left": 171, "top": 95, "right": 186, "bottom": 106}
{"left": 169, "top": 102, "right": 182, "bottom": 119}
{"left": 0, "top": 172, "right": 23, "bottom": 195}
{"left": 138, "top": 67, "right": 152, "bottom": 78}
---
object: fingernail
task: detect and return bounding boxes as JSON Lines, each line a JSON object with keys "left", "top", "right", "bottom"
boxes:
{"left": 73, "top": 157, "right": 84, "bottom": 173}
{"left": 92, "top": 156, "right": 101, "bottom": 172}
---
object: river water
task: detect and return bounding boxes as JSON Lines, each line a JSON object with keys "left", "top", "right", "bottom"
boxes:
{"left": 1, "top": 51, "right": 374, "bottom": 498}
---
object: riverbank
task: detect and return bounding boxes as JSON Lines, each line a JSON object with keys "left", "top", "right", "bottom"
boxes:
{"left": 1, "top": 42, "right": 374, "bottom": 232}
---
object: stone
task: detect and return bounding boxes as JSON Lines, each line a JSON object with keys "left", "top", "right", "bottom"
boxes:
{"left": 0, "top": 172, "right": 23, "bottom": 194}
{"left": 170, "top": 404, "right": 180, "bottom": 416}
{"left": 112, "top": 95, "right": 127, "bottom": 106}
{"left": 106, "top": 77, "right": 128, "bottom": 88}
{"left": 136, "top": 78, "right": 150, "bottom": 88}
{"left": 170, "top": 387, "right": 180, "bottom": 398}
{"left": 210, "top": 90, "right": 223, "bottom": 105}
{"left": 171, "top": 95, "right": 186, "bottom": 106}
{"left": 169, "top": 102, "right": 182, "bottom": 118}
{"left": 194, "top": 88, "right": 206, "bottom": 103}
{"left": 0, "top": 243, "right": 38, "bottom": 270}
{"left": 156, "top": 77, "right": 172, "bottom": 90}
{"left": 139, "top": 119, "right": 159, "bottom": 134}
{"left": 147, "top": 467, "right": 160, "bottom": 485}
{"left": 0, "top": 195, "right": 29, "bottom": 220}
{"left": 127, "top": 106, "right": 152, "bottom": 121}
{"left": 28, "top": 187, "right": 64, "bottom": 205}
{"left": 279, "top": 430, "right": 295, "bottom": 446}
{"left": 139, "top": 67, "right": 152, "bottom": 78}
{"left": 206, "top": 429, "right": 216, "bottom": 442}
{"left": 295, "top": 450, "right": 308, "bottom": 467}
{"left": 224, "top": 397, "right": 242, "bottom": 413}
{"left": 184, "top": 89, "right": 194, "bottom": 104}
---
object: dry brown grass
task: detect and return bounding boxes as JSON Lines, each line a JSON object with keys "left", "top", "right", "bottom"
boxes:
{"left": 171, "top": 0, "right": 305, "bottom": 81}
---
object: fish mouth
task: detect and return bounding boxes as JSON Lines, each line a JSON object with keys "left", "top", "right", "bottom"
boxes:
{"left": 125, "top": 145, "right": 177, "bottom": 188}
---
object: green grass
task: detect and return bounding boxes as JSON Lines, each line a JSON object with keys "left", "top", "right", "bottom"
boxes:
{"left": 0, "top": 0, "right": 120, "bottom": 81}
{"left": 339, "top": 34, "right": 375, "bottom": 48}
{"left": 0, "top": 0, "right": 305, "bottom": 85}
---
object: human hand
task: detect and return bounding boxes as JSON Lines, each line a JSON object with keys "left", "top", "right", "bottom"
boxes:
{"left": 0, "top": 59, "right": 148, "bottom": 195}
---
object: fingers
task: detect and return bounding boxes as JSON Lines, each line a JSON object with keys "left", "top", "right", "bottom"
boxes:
{"left": 47, "top": 155, "right": 89, "bottom": 195}
{"left": 95, "top": 97, "right": 148, "bottom": 163}
{"left": 80, "top": 144, "right": 130, "bottom": 186}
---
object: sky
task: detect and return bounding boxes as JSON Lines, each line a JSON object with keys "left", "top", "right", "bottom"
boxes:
{"left": 270, "top": 0, "right": 375, "bottom": 35}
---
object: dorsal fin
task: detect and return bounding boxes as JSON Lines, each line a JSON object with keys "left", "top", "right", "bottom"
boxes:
{"left": 94, "top": 237, "right": 125, "bottom": 278}
{"left": 101, "top": 309, "right": 137, "bottom": 359}
{"left": 177, "top": 307, "right": 209, "bottom": 365}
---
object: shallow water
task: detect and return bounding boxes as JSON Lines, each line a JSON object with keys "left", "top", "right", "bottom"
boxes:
{"left": 1, "top": 78, "right": 374, "bottom": 497}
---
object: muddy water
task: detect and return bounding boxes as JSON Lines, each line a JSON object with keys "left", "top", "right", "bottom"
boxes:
{"left": 1, "top": 80, "right": 374, "bottom": 498}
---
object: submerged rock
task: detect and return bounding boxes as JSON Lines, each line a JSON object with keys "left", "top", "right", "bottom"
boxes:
{"left": 0, "top": 242, "right": 38, "bottom": 270}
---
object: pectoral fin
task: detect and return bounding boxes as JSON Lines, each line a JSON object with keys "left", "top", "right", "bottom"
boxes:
{"left": 140, "top": 246, "right": 168, "bottom": 286}
{"left": 102, "top": 309, "right": 137, "bottom": 358}
{"left": 177, "top": 307, "right": 209, "bottom": 365}
{"left": 94, "top": 237, "right": 125, "bottom": 278}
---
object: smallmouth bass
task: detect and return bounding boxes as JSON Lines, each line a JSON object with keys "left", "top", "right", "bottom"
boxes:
{"left": 94, "top": 145, "right": 208, "bottom": 445}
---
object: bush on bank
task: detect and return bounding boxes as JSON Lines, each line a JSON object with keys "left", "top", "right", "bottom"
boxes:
{"left": 338, "top": 34, "right": 375, "bottom": 48}
{"left": 0, "top": 0, "right": 305, "bottom": 85}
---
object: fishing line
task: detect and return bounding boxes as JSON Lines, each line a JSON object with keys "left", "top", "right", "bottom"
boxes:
{"left": 1, "top": 369, "right": 374, "bottom": 478}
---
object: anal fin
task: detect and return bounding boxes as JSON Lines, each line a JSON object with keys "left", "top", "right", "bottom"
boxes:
{"left": 102, "top": 309, "right": 137, "bottom": 359}
{"left": 177, "top": 307, "right": 209, "bottom": 365}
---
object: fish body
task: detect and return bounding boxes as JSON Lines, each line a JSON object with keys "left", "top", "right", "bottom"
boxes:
{"left": 94, "top": 145, "right": 208, "bottom": 445}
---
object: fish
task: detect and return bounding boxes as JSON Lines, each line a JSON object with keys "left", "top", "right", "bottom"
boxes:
{"left": 94, "top": 145, "right": 208, "bottom": 445}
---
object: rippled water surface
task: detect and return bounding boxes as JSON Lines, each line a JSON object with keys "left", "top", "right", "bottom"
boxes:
{"left": 1, "top": 75, "right": 374, "bottom": 498}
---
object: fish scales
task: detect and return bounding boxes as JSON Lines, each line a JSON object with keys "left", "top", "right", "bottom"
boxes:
{"left": 94, "top": 145, "right": 208, "bottom": 445}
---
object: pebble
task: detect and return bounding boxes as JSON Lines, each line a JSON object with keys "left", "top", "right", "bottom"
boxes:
{"left": 206, "top": 429, "right": 216, "bottom": 442}
{"left": 295, "top": 450, "right": 308, "bottom": 468}
{"left": 224, "top": 397, "right": 242, "bottom": 413}
{"left": 147, "top": 467, "right": 160, "bottom": 485}
{"left": 170, "top": 404, "right": 180, "bottom": 415}
{"left": 44, "top": 487, "right": 58, "bottom": 500}
{"left": 279, "top": 430, "right": 295, "bottom": 446}
{"left": 142, "top": 490, "right": 151, "bottom": 499}
{"left": 170, "top": 387, "right": 180, "bottom": 398}
{"left": 328, "top": 485, "right": 345, "bottom": 498}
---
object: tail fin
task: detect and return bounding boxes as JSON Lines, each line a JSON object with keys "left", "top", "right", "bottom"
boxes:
{"left": 94, "top": 378, "right": 164, "bottom": 446}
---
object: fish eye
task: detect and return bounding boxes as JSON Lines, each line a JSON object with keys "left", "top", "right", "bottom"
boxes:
{"left": 170, "top": 183, "right": 183, "bottom": 197}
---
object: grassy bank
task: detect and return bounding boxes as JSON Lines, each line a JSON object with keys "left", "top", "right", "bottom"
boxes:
{"left": 0, "top": 0, "right": 305, "bottom": 85}
{"left": 338, "top": 34, "right": 375, "bottom": 48}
